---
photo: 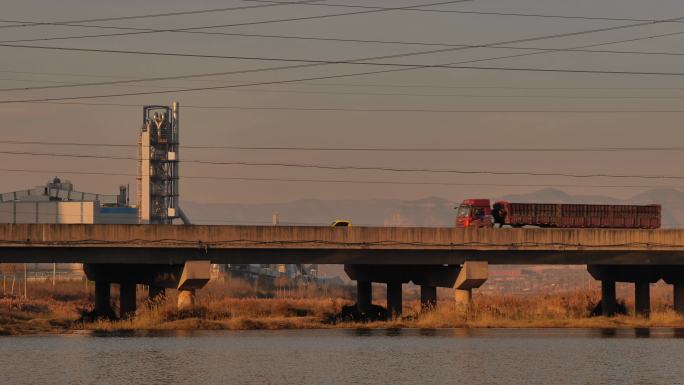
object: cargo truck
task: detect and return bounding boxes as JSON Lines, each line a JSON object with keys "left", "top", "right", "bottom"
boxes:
{"left": 454, "top": 199, "right": 661, "bottom": 229}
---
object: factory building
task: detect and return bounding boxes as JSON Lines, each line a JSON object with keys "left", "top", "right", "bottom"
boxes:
{"left": 0, "top": 177, "right": 138, "bottom": 279}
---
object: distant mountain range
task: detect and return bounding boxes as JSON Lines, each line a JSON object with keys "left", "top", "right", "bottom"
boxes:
{"left": 182, "top": 188, "right": 684, "bottom": 229}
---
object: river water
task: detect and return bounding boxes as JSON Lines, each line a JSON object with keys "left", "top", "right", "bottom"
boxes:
{"left": 2, "top": 328, "right": 684, "bottom": 385}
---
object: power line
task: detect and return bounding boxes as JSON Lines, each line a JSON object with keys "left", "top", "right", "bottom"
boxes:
{"left": 19, "top": 70, "right": 684, "bottom": 98}
{"left": 12, "top": 101, "right": 684, "bottom": 113}
{"left": 10, "top": 63, "right": 684, "bottom": 103}
{"left": 6, "top": 39, "right": 684, "bottom": 89}
{"left": 0, "top": 0, "right": 473, "bottom": 44}
{"left": 20, "top": 26, "right": 678, "bottom": 93}
{"left": 4, "top": 21, "right": 532, "bottom": 94}
{"left": 2, "top": 139, "right": 684, "bottom": 152}
{"left": 182, "top": 89, "right": 684, "bottom": 100}
{"left": 0, "top": 0, "right": 492, "bottom": 30}
{"left": 4, "top": 0, "right": 684, "bottom": 42}
{"left": 4, "top": 25, "right": 684, "bottom": 98}
{"left": 27, "top": 39, "right": 684, "bottom": 58}
{"left": 5, "top": 8, "right": 684, "bottom": 99}
{"left": 0, "top": 0, "right": 328, "bottom": 29}
{"left": 0, "top": 1, "right": 663, "bottom": 28}
{"left": 7, "top": 237, "right": 684, "bottom": 247}
{"left": 5, "top": 16, "right": 684, "bottom": 79}
{"left": 15, "top": 47, "right": 684, "bottom": 93}
{"left": 0, "top": 166, "right": 680, "bottom": 189}
{"left": 4, "top": 13, "right": 684, "bottom": 103}
{"left": 243, "top": 1, "right": 684, "bottom": 23}
{"left": 14, "top": 74, "right": 684, "bottom": 99}
{"left": 204, "top": 89, "right": 684, "bottom": 100}
{"left": 1, "top": 5, "right": 684, "bottom": 67}
{"left": 10, "top": 70, "right": 684, "bottom": 92}
{"left": 0, "top": 149, "right": 683, "bottom": 180}
{"left": 299, "top": 82, "right": 684, "bottom": 91}
{"left": 6, "top": 27, "right": 684, "bottom": 68}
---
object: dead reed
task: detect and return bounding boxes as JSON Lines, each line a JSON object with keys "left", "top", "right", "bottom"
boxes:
{"left": 3, "top": 278, "right": 684, "bottom": 334}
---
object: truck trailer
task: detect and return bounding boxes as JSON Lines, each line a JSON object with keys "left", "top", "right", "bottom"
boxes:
{"left": 454, "top": 199, "right": 661, "bottom": 229}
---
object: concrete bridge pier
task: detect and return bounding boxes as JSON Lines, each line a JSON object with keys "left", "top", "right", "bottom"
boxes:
{"left": 634, "top": 281, "right": 650, "bottom": 317}
{"left": 177, "top": 289, "right": 196, "bottom": 309}
{"left": 119, "top": 283, "right": 137, "bottom": 318}
{"left": 84, "top": 261, "right": 210, "bottom": 318}
{"left": 601, "top": 280, "right": 617, "bottom": 317}
{"left": 674, "top": 283, "right": 684, "bottom": 315}
{"left": 589, "top": 265, "right": 662, "bottom": 317}
{"left": 356, "top": 281, "right": 372, "bottom": 314}
{"left": 659, "top": 268, "right": 684, "bottom": 315}
{"left": 386, "top": 282, "right": 403, "bottom": 318}
{"left": 345, "top": 264, "right": 461, "bottom": 317}
{"left": 175, "top": 260, "right": 211, "bottom": 310}
{"left": 454, "top": 288, "right": 473, "bottom": 305}
{"left": 420, "top": 285, "right": 437, "bottom": 311}
{"left": 454, "top": 262, "right": 488, "bottom": 306}
{"left": 94, "top": 281, "right": 112, "bottom": 318}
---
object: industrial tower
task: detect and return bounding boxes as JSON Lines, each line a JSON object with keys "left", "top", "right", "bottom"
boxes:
{"left": 137, "top": 102, "right": 189, "bottom": 224}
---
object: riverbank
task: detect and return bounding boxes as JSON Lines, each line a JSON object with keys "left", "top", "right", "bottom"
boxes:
{"left": 84, "top": 305, "right": 684, "bottom": 333}
{"left": 3, "top": 280, "right": 684, "bottom": 335}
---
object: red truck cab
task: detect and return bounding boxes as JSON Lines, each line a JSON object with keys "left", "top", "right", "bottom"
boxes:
{"left": 455, "top": 199, "right": 493, "bottom": 228}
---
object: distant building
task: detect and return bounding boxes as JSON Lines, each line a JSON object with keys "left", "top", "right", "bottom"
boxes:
{"left": 0, "top": 177, "right": 138, "bottom": 280}
{"left": 222, "top": 263, "right": 318, "bottom": 283}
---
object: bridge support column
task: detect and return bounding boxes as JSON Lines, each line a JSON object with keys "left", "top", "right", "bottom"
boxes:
{"left": 149, "top": 286, "right": 166, "bottom": 302}
{"left": 453, "top": 261, "right": 488, "bottom": 306}
{"left": 674, "top": 282, "right": 684, "bottom": 315}
{"left": 420, "top": 285, "right": 437, "bottom": 311}
{"left": 634, "top": 281, "right": 650, "bottom": 317}
{"left": 94, "top": 281, "right": 111, "bottom": 318}
{"left": 386, "top": 282, "right": 402, "bottom": 318}
{"left": 119, "top": 283, "right": 137, "bottom": 318}
{"left": 356, "top": 281, "right": 372, "bottom": 314}
{"left": 454, "top": 288, "right": 472, "bottom": 305}
{"left": 601, "top": 280, "right": 617, "bottom": 317}
{"left": 178, "top": 289, "right": 196, "bottom": 310}
{"left": 175, "top": 261, "right": 210, "bottom": 310}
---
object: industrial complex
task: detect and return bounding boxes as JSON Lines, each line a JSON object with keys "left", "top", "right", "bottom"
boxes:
{"left": 0, "top": 102, "right": 317, "bottom": 289}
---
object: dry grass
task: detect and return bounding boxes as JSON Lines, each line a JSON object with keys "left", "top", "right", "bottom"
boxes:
{"left": 3, "top": 279, "right": 684, "bottom": 334}
{"left": 0, "top": 281, "right": 90, "bottom": 335}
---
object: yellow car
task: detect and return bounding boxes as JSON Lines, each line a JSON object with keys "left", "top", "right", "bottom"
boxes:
{"left": 330, "top": 220, "right": 352, "bottom": 227}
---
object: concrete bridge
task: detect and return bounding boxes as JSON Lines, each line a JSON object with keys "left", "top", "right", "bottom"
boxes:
{"left": 2, "top": 223, "right": 684, "bottom": 319}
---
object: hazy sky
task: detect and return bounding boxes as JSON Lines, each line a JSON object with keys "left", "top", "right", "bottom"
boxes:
{"left": 2, "top": 0, "right": 684, "bottom": 204}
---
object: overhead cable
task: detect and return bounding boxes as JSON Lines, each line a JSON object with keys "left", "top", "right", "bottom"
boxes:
{"left": 0, "top": 150, "right": 682, "bottom": 180}
{"left": 0, "top": 0, "right": 473, "bottom": 43}
{"left": 4, "top": 13, "right": 684, "bottom": 103}
{"left": 1, "top": 139, "right": 684, "bottom": 152}
{"left": 0, "top": 166, "right": 681, "bottom": 188}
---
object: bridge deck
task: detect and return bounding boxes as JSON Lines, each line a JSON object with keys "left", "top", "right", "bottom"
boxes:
{"left": 1, "top": 224, "right": 684, "bottom": 265}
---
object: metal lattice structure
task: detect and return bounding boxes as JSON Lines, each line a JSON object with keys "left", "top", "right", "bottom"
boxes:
{"left": 137, "top": 102, "right": 180, "bottom": 224}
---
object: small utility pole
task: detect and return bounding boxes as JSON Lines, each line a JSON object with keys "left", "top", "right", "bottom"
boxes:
{"left": 52, "top": 263, "right": 56, "bottom": 287}
{"left": 23, "top": 263, "right": 27, "bottom": 299}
